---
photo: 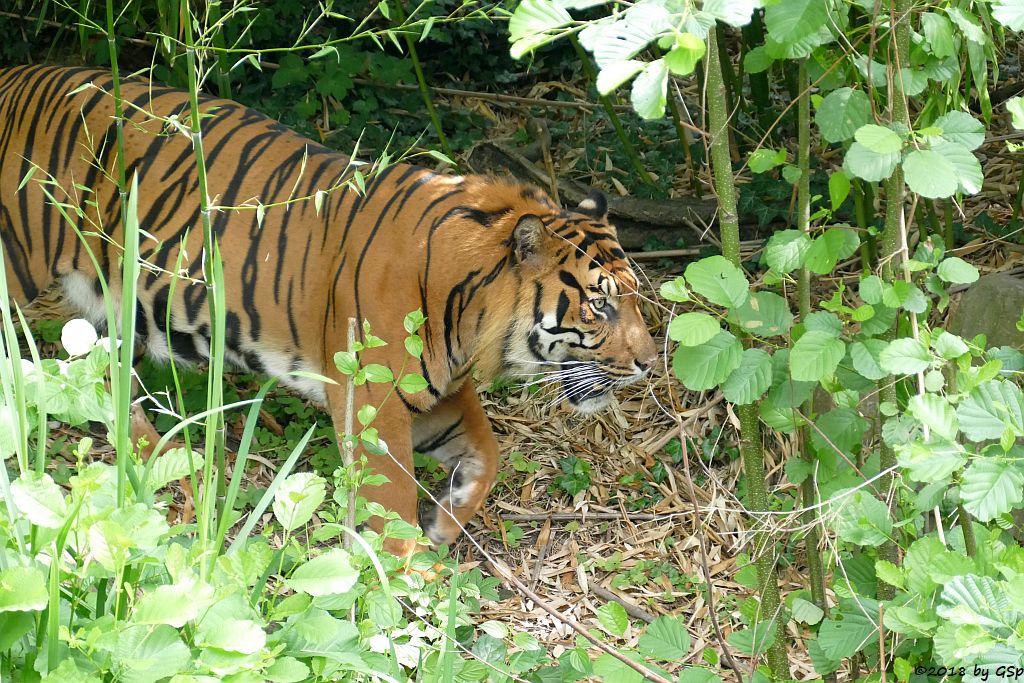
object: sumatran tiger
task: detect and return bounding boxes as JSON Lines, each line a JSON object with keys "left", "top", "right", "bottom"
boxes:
{"left": 0, "top": 64, "right": 658, "bottom": 556}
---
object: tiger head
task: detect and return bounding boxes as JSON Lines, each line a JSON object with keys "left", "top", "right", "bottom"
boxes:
{"left": 501, "top": 190, "right": 658, "bottom": 413}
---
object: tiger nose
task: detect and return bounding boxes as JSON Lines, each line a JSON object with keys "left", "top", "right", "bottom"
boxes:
{"left": 634, "top": 354, "right": 656, "bottom": 373}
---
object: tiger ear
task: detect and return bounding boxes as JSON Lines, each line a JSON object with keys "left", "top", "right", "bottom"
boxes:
{"left": 576, "top": 189, "right": 608, "bottom": 219}
{"left": 512, "top": 215, "right": 545, "bottom": 262}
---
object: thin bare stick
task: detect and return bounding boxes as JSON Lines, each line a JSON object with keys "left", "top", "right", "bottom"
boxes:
{"left": 343, "top": 317, "right": 357, "bottom": 549}
{"left": 590, "top": 584, "right": 657, "bottom": 624}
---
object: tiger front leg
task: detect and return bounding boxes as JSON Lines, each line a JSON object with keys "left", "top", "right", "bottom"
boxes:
{"left": 412, "top": 381, "right": 499, "bottom": 547}
{"left": 326, "top": 382, "right": 422, "bottom": 558}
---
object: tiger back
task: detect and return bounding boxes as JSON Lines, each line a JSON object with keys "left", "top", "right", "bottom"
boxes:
{"left": 0, "top": 64, "right": 657, "bottom": 555}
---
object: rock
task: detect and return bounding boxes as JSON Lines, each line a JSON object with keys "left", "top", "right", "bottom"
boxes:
{"left": 948, "top": 273, "right": 1024, "bottom": 348}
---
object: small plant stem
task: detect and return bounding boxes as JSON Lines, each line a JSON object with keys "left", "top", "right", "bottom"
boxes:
{"left": 876, "top": 0, "right": 912, "bottom": 600}
{"left": 958, "top": 505, "right": 978, "bottom": 557}
{"left": 343, "top": 318, "right": 358, "bottom": 549}
{"left": 570, "top": 35, "right": 656, "bottom": 188}
{"left": 707, "top": 30, "right": 789, "bottom": 678}
{"left": 206, "top": 0, "right": 232, "bottom": 98}
{"left": 795, "top": 61, "right": 828, "bottom": 619}
{"left": 394, "top": 0, "right": 452, "bottom": 160}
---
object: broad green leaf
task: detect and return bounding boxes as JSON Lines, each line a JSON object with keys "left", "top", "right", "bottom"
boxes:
{"left": 816, "top": 88, "right": 872, "bottom": 143}
{"left": 904, "top": 149, "right": 958, "bottom": 199}
{"left": 764, "top": 229, "right": 812, "bottom": 274}
{"left": 792, "top": 597, "right": 825, "bottom": 625}
{"left": 0, "top": 566, "right": 47, "bottom": 612}
{"left": 817, "top": 607, "right": 877, "bottom": 660}
{"left": 11, "top": 472, "right": 67, "bottom": 529}
{"left": 879, "top": 338, "right": 932, "bottom": 375}
{"left": 664, "top": 33, "right": 705, "bottom": 76}
{"left": 897, "top": 439, "right": 968, "bottom": 483}
{"left": 638, "top": 615, "right": 691, "bottom": 660}
{"left": 668, "top": 312, "right": 722, "bottom": 346}
{"left": 730, "top": 291, "right": 794, "bottom": 337}
{"left": 743, "top": 46, "right": 773, "bottom": 74}
{"left": 596, "top": 60, "right": 644, "bottom": 95}
{"left": 805, "top": 228, "right": 860, "bottom": 274}
{"left": 684, "top": 256, "right": 749, "bottom": 308}
{"left": 721, "top": 349, "right": 773, "bottom": 405}
{"left": 362, "top": 364, "right": 394, "bottom": 383}
{"left": 937, "top": 256, "right": 980, "bottom": 284}
{"left": 112, "top": 625, "right": 192, "bottom": 683}
{"left": 908, "top": 393, "right": 959, "bottom": 441}
{"left": 921, "top": 12, "right": 956, "bottom": 58}
{"left": 764, "top": 0, "right": 829, "bottom": 45}
{"left": 265, "top": 657, "right": 311, "bottom": 683}
{"left": 855, "top": 124, "right": 903, "bottom": 154}
{"left": 939, "top": 575, "right": 1016, "bottom": 630}
{"left": 728, "top": 620, "right": 778, "bottom": 655}
{"left": 703, "top": 0, "right": 759, "bottom": 27}
{"left": 1007, "top": 96, "right": 1024, "bottom": 130}
{"left": 285, "top": 548, "right": 359, "bottom": 596}
{"left": 508, "top": 0, "right": 572, "bottom": 58}
{"left": 660, "top": 277, "right": 689, "bottom": 302}
{"left": 948, "top": 7, "right": 988, "bottom": 44}
{"left": 790, "top": 330, "right": 845, "bottom": 382}
{"left": 957, "top": 380, "right": 1024, "bottom": 441}
{"left": 782, "top": 164, "right": 802, "bottom": 184}
{"left": 672, "top": 331, "right": 743, "bottom": 391}
{"left": 934, "top": 110, "right": 986, "bottom": 150}
{"left": 875, "top": 560, "right": 905, "bottom": 590}
{"left": 933, "top": 330, "right": 970, "bottom": 360}
{"left": 631, "top": 59, "right": 668, "bottom": 120}
{"left": 592, "top": 653, "right": 645, "bottom": 683}
{"left": 930, "top": 140, "right": 983, "bottom": 195}
{"left": 596, "top": 601, "right": 629, "bottom": 636}
{"left": 960, "top": 459, "right": 1024, "bottom": 522}
{"left": 804, "top": 311, "right": 842, "bottom": 336}
{"left": 843, "top": 142, "right": 900, "bottom": 182}
{"left": 198, "top": 618, "right": 267, "bottom": 654}
{"left": 859, "top": 275, "right": 884, "bottom": 305}
{"left": 273, "top": 472, "right": 326, "bottom": 532}
{"left": 810, "top": 407, "right": 869, "bottom": 458}
{"left": 829, "top": 170, "right": 851, "bottom": 211}
{"left": 677, "top": 668, "right": 722, "bottom": 683}
{"left": 850, "top": 339, "right": 888, "bottom": 381}
{"left": 992, "top": 0, "right": 1024, "bottom": 31}
{"left": 748, "top": 148, "right": 787, "bottom": 174}
{"left": 146, "top": 447, "right": 199, "bottom": 494}
{"left": 398, "top": 373, "right": 429, "bottom": 394}
{"left": 132, "top": 582, "right": 211, "bottom": 627}
{"left": 334, "top": 351, "right": 358, "bottom": 375}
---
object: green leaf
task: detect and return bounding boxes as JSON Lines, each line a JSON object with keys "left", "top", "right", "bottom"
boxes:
{"left": 285, "top": 548, "right": 359, "bottom": 596}
{"left": 790, "top": 330, "right": 845, "bottom": 382}
{"left": 897, "top": 439, "right": 968, "bottom": 483}
{"left": 957, "top": 380, "right": 1024, "bottom": 441}
{"left": 764, "top": 230, "right": 812, "bottom": 274}
{"left": 792, "top": 597, "right": 825, "bottom": 625}
{"left": 748, "top": 148, "right": 787, "bottom": 174}
{"left": 929, "top": 140, "right": 983, "bottom": 195}
{"left": 829, "top": 170, "right": 851, "bottom": 211}
{"left": 273, "top": 473, "right": 326, "bottom": 532}
{"left": 850, "top": 339, "right": 888, "bottom": 381}
{"left": 198, "top": 618, "right": 267, "bottom": 654}
{"left": 992, "top": 0, "right": 1024, "bottom": 31}
{"left": 404, "top": 334, "right": 424, "bottom": 358}
{"left": 764, "top": 0, "right": 829, "bottom": 45}
{"left": 810, "top": 407, "right": 868, "bottom": 458}
{"left": 805, "top": 228, "right": 860, "bottom": 274}
{"left": 875, "top": 560, "right": 905, "bottom": 590}
{"left": 817, "top": 608, "right": 877, "bottom": 660}
{"left": 638, "top": 615, "right": 691, "bottom": 660}
{"left": 398, "top": 373, "right": 429, "bottom": 394}
{"left": 265, "top": 657, "right": 311, "bottom": 683}
{"left": 921, "top": 12, "right": 956, "bottom": 58}
{"left": 677, "top": 668, "right": 722, "bottom": 683}
{"left": 743, "top": 46, "right": 773, "bottom": 74}
{"left": 859, "top": 275, "right": 883, "bottom": 304}
{"left": 630, "top": 59, "right": 668, "bottom": 120}
{"left": 664, "top": 33, "right": 705, "bottom": 76}
{"left": 934, "top": 110, "right": 985, "bottom": 150}
{"left": 596, "top": 60, "right": 645, "bottom": 95}
{"left": 879, "top": 338, "right": 932, "bottom": 375}
{"left": 684, "top": 256, "right": 749, "bottom": 308}
{"left": 334, "top": 351, "right": 358, "bottom": 375}
{"left": 356, "top": 404, "right": 376, "bottom": 426}
{"left": 731, "top": 291, "right": 794, "bottom": 337}
{"left": 904, "top": 149, "right": 959, "bottom": 199}
{"left": 721, "top": 349, "right": 773, "bottom": 405}
{"left": 668, "top": 312, "right": 722, "bottom": 347}
{"left": 672, "top": 331, "right": 743, "bottom": 391}
{"left": 0, "top": 566, "right": 47, "bottom": 612}
{"left": 937, "top": 256, "right": 980, "bottom": 284}
{"left": 728, "top": 620, "right": 778, "bottom": 655}
{"left": 843, "top": 142, "right": 900, "bottom": 182}
{"left": 1007, "top": 96, "right": 1024, "bottom": 130}
{"left": 132, "top": 582, "right": 209, "bottom": 628}
{"left": 703, "top": 0, "right": 759, "bottom": 27}
{"left": 659, "top": 277, "right": 689, "bottom": 302}
{"left": 816, "top": 88, "right": 872, "bottom": 143}
{"left": 961, "top": 459, "right": 1024, "bottom": 522}
{"left": 112, "top": 625, "right": 191, "bottom": 683}
{"left": 908, "top": 393, "right": 959, "bottom": 441}
{"left": 362, "top": 364, "right": 394, "bottom": 383}
{"left": 403, "top": 309, "right": 426, "bottom": 333}
{"left": 782, "top": 164, "right": 802, "bottom": 185}
{"left": 948, "top": 7, "right": 988, "bottom": 44}
{"left": 933, "top": 331, "right": 970, "bottom": 360}
{"left": 596, "top": 601, "right": 629, "bottom": 636}
{"left": 508, "top": 0, "right": 572, "bottom": 59}
{"left": 11, "top": 472, "right": 67, "bottom": 529}
{"left": 855, "top": 124, "right": 904, "bottom": 154}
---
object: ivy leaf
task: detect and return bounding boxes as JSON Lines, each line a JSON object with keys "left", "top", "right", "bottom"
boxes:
{"left": 843, "top": 141, "right": 900, "bottom": 182}
{"left": 961, "top": 459, "right": 1024, "bottom": 522}
{"left": 638, "top": 615, "right": 692, "bottom": 660}
{"left": 764, "top": 230, "right": 812, "bottom": 274}
{"left": 956, "top": 380, "right": 1024, "bottom": 441}
{"left": 684, "top": 256, "right": 749, "bottom": 308}
{"left": 672, "top": 331, "right": 743, "bottom": 391}
{"left": 668, "top": 312, "right": 722, "bottom": 347}
{"left": 934, "top": 110, "right": 986, "bottom": 150}
{"left": 721, "top": 349, "right": 773, "bottom": 405}
{"left": 630, "top": 59, "right": 668, "bottom": 120}
{"left": 790, "top": 330, "right": 845, "bottom": 382}
{"left": 878, "top": 338, "right": 932, "bottom": 375}
{"left": 816, "top": 88, "right": 872, "bottom": 143}
{"left": 937, "top": 257, "right": 980, "bottom": 284}
{"left": 804, "top": 228, "right": 860, "bottom": 274}
{"left": 904, "top": 149, "right": 959, "bottom": 199}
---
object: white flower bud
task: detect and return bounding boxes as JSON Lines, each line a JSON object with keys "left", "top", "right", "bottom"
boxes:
{"left": 61, "top": 318, "right": 98, "bottom": 357}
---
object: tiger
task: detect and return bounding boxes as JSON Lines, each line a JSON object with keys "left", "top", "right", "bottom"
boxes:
{"left": 0, "top": 64, "right": 658, "bottom": 556}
